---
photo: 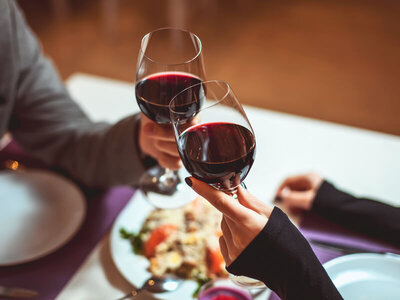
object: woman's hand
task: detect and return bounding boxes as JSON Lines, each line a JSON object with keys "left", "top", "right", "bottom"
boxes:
{"left": 276, "top": 173, "right": 323, "bottom": 210}
{"left": 138, "top": 113, "right": 182, "bottom": 170}
{"left": 186, "top": 177, "right": 272, "bottom": 265}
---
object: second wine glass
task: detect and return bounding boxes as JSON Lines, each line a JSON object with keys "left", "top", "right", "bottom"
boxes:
{"left": 170, "top": 80, "right": 265, "bottom": 288}
{"left": 135, "top": 28, "right": 206, "bottom": 208}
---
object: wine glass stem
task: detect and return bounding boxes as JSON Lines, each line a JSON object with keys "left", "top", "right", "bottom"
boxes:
{"left": 159, "top": 168, "right": 179, "bottom": 186}
{"left": 225, "top": 182, "right": 246, "bottom": 199}
{"left": 165, "top": 168, "right": 174, "bottom": 178}
{"left": 159, "top": 168, "right": 174, "bottom": 182}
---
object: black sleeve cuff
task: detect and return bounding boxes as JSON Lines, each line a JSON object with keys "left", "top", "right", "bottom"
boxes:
{"left": 311, "top": 180, "right": 400, "bottom": 246}
{"left": 227, "top": 207, "right": 285, "bottom": 281}
{"left": 227, "top": 207, "right": 342, "bottom": 300}
{"left": 312, "top": 180, "right": 353, "bottom": 213}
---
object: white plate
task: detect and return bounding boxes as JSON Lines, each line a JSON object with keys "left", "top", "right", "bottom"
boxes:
{"left": 110, "top": 191, "right": 198, "bottom": 299}
{"left": 324, "top": 253, "right": 400, "bottom": 299}
{"left": 0, "top": 169, "right": 86, "bottom": 266}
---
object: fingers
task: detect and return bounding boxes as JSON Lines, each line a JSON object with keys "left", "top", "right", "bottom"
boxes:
{"left": 220, "top": 217, "right": 239, "bottom": 264}
{"left": 221, "top": 213, "right": 267, "bottom": 263}
{"left": 276, "top": 173, "right": 323, "bottom": 210}
{"left": 223, "top": 216, "right": 244, "bottom": 250}
{"left": 219, "top": 236, "right": 231, "bottom": 265}
{"left": 157, "top": 152, "right": 182, "bottom": 170}
{"left": 237, "top": 186, "right": 273, "bottom": 217}
{"left": 139, "top": 114, "right": 182, "bottom": 168}
{"left": 187, "top": 177, "right": 249, "bottom": 221}
{"left": 279, "top": 188, "right": 315, "bottom": 210}
{"left": 276, "top": 174, "right": 311, "bottom": 196}
{"left": 143, "top": 123, "right": 175, "bottom": 142}
{"left": 221, "top": 217, "right": 233, "bottom": 246}
{"left": 154, "top": 140, "right": 180, "bottom": 157}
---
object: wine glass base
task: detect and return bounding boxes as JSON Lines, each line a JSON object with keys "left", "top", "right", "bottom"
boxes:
{"left": 139, "top": 166, "right": 197, "bottom": 209}
{"left": 229, "top": 274, "right": 266, "bottom": 289}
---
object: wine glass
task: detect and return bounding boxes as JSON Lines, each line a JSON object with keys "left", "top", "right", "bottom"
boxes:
{"left": 170, "top": 80, "right": 264, "bottom": 288}
{"left": 134, "top": 28, "right": 206, "bottom": 208}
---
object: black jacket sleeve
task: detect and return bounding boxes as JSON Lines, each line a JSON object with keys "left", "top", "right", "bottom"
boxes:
{"left": 227, "top": 207, "right": 343, "bottom": 300}
{"left": 312, "top": 181, "right": 400, "bottom": 246}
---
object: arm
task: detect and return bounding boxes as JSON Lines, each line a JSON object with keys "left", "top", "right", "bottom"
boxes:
{"left": 228, "top": 207, "right": 342, "bottom": 300}
{"left": 313, "top": 181, "right": 400, "bottom": 246}
{"left": 277, "top": 173, "right": 400, "bottom": 246}
{"left": 186, "top": 177, "right": 342, "bottom": 300}
{"left": 7, "top": 0, "right": 179, "bottom": 187}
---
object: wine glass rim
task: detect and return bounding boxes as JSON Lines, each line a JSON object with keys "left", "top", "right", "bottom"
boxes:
{"left": 140, "top": 27, "right": 202, "bottom": 66}
{"left": 169, "top": 80, "right": 232, "bottom": 115}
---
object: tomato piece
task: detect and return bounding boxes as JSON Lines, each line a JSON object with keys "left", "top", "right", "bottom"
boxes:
{"left": 144, "top": 224, "right": 177, "bottom": 257}
{"left": 207, "top": 247, "right": 224, "bottom": 275}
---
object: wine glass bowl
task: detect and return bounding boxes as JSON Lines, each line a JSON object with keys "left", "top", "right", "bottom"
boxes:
{"left": 136, "top": 28, "right": 205, "bottom": 125}
{"left": 170, "top": 80, "right": 256, "bottom": 194}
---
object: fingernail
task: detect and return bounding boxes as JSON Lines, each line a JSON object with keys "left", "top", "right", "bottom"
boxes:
{"left": 185, "top": 177, "right": 192, "bottom": 187}
{"left": 281, "top": 187, "right": 290, "bottom": 197}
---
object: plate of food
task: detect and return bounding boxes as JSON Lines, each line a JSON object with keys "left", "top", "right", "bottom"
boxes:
{"left": 110, "top": 191, "right": 228, "bottom": 299}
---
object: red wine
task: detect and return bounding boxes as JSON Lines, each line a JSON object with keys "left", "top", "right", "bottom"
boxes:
{"left": 135, "top": 72, "right": 202, "bottom": 124}
{"left": 178, "top": 122, "right": 255, "bottom": 191}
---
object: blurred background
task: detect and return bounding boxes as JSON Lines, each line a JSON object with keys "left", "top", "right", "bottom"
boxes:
{"left": 18, "top": 0, "right": 400, "bottom": 136}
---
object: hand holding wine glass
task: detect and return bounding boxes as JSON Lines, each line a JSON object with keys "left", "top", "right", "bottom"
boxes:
{"left": 138, "top": 113, "right": 182, "bottom": 170}
{"left": 185, "top": 177, "right": 272, "bottom": 265}
{"left": 170, "top": 80, "right": 265, "bottom": 287}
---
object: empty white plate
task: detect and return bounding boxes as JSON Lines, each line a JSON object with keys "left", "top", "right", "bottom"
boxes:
{"left": 0, "top": 169, "right": 86, "bottom": 266}
{"left": 324, "top": 253, "right": 400, "bottom": 300}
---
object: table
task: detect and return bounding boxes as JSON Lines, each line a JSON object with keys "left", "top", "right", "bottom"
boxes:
{"left": 48, "top": 73, "right": 400, "bottom": 299}
{"left": 66, "top": 73, "right": 400, "bottom": 207}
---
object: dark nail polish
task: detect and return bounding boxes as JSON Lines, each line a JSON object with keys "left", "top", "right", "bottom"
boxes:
{"left": 185, "top": 177, "right": 192, "bottom": 187}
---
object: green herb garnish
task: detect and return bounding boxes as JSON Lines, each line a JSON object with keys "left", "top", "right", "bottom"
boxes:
{"left": 192, "top": 277, "right": 212, "bottom": 298}
{"left": 120, "top": 227, "right": 143, "bottom": 254}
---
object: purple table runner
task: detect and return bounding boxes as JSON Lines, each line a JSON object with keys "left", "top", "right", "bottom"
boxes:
{"left": 300, "top": 213, "right": 400, "bottom": 254}
{"left": 0, "top": 141, "right": 135, "bottom": 300}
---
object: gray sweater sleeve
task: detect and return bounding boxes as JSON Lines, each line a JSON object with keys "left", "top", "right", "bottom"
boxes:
{"left": 7, "top": 0, "right": 146, "bottom": 188}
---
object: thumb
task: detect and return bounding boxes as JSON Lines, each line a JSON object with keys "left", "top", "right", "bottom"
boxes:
{"left": 279, "top": 188, "right": 314, "bottom": 210}
{"left": 144, "top": 122, "right": 175, "bottom": 141}
{"left": 237, "top": 187, "right": 273, "bottom": 217}
{"left": 185, "top": 177, "right": 249, "bottom": 221}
